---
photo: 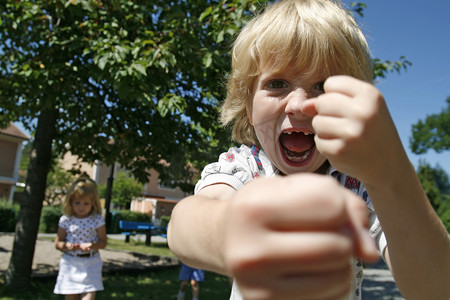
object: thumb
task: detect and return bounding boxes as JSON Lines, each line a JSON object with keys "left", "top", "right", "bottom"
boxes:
{"left": 345, "top": 193, "right": 379, "bottom": 262}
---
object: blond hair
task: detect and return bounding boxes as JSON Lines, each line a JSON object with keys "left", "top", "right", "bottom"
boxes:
{"left": 221, "top": 0, "right": 373, "bottom": 146}
{"left": 63, "top": 175, "right": 102, "bottom": 216}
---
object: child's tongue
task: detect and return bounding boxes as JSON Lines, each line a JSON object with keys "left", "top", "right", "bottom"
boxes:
{"left": 279, "top": 132, "right": 315, "bottom": 153}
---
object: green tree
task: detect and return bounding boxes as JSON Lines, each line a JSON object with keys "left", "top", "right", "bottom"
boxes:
{"left": 45, "top": 162, "right": 77, "bottom": 205}
{"left": 410, "top": 97, "right": 450, "bottom": 154}
{"left": 19, "top": 138, "right": 78, "bottom": 205}
{"left": 410, "top": 97, "right": 450, "bottom": 231}
{"left": 99, "top": 171, "right": 143, "bottom": 209}
{"left": 18, "top": 140, "right": 32, "bottom": 181}
{"left": 416, "top": 161, "right": 450, "bottom": 231}
{"left": 0, "top": 0, "right": 410, "bottom": 290}
{"left": 0, "top": 0, "right": 262, "bottom": 289}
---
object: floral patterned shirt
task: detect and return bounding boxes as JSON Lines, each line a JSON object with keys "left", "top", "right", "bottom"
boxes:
{"left": 195, "top": 145, "right": 387, "bottom": 300}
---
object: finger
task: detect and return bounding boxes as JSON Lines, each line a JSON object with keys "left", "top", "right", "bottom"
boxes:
{"left": 245, "top": 175, "right": 349, "bottom": 230}
{"left": 344, "top": 192, "right": 379, "bottom": 262}
{"left": 324, "top": 75, "right": 369, "bottom": 96}
{"left": 313, "top": 138, "right": 363, "bottom": 177}
{"left": 301, "top": 93, "right": 354, "bottom": 118}
{"left": 230, "top": 231, "right": 353, "bottom": 274}
{"left": 301, "top": 98, "right": 318, "bottom": 117}
{"left": 238, "top": 266, "right": 352, "bottom": 300}
{"left": 280, "top": 266, "right": 352, "bottom": 300}
{"left": 314, "top": 92, "right": 356, "bottom": 118}
{"left": 314, "top": 137, "right": 346, "bottom": 158}
{"left": 312, "top": 116, "right": 362, "bottom": 140}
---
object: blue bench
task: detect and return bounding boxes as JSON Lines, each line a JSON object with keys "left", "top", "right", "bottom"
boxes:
{"left": 119, "top": 220, "right": 156, "bottom": 246}
{"left": 157, "top": 226, "right": 168, "bottom": 239}
{"left": 159, "top": 230, "right": 167, "bottom": 239}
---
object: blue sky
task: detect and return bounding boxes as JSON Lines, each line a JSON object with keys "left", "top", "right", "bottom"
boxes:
{"left": 343, "top": 0, "right": 450, "bottom": 175}
{"left": 14, "top": 0, "right": 450, "bottom": 175}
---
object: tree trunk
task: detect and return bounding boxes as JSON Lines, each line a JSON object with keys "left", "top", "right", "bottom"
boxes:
{"left": 104, "top": 163, "right": 115, "bottom": 231}
{"left": 5, "top": 108, "right": 57, "bottom": 290}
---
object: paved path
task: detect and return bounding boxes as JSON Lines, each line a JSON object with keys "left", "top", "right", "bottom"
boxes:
{"left": 0, "top": 233, "right": 404, "bottom": 299}
{"left": 0, "top": 233, "right": 178, "bottom": 277}
{"left": 362, "top": 259, "right": 404, "bottom": 299}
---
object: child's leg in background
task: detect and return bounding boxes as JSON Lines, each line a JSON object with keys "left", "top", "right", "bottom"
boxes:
{"left": 191, "top": 279, "right": 200, "bottom": 300}
{"left": 177, "top": 280, "right": 189, "bottom": 300}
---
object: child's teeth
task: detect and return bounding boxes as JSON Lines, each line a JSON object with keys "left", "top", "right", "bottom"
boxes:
{"left": 284, "top": 148, "right": 312, "bottom": 162}
{"left": 284, "top": 131, "right": 312, "bottom": 135}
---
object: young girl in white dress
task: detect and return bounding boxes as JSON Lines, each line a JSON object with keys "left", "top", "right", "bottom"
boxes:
{"left": 54, "top": 176, "right": 107, "bottom": 300}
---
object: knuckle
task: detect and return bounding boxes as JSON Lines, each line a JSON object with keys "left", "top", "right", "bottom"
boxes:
{"left": 226, "top": 246, "right": 267, "bottom": 275}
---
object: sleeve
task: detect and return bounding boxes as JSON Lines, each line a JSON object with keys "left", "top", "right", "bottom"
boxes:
{"left": 94, "top": 214, "right": 105, "bottom": 229}
{"left": 58, "top": 215, "right": 69, "bottom": 231}
{"left": 368, "top": 212, "right": 388, "bottom": 260}
{"left": 359, "top": 185, "right": 388, "bottom": 260}
{"left": 194, "top": 146, "right": 257, "bottom": 194}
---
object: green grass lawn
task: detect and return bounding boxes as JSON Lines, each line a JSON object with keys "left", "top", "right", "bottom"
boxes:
{"left": 0, "top": 238, "right": 232, "bottom": 300}
{"left": 106, "top": 237, "right": 175, "bottom": 257}
{"left": 0, "top": 268, "right": 232, "bottom": 300}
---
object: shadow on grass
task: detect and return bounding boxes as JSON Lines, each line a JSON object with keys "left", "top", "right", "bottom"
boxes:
{"left": 0, "top": 267, "right": 232, "bottom": 300}
{"left": 0, "top": 253, "right": 402, "bottom": 299}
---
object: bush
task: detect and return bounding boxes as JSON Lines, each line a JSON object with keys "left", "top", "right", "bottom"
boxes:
{"left": 39, "top": 205, "right": 63, "bottom": 233}
{"left": 98, "top": 172, "right": 143, "bottom": 209}
{"left": 108, "top": 210, "right": 151, "bottom": 233}
{"left": 160, "top": 215, "right": 170, "bottom": 229}
{"left": 0, "top": 200, "right": 19, "bottom": 232}
{"left": 117, "top": 210, "right": 152, "bottom": 224}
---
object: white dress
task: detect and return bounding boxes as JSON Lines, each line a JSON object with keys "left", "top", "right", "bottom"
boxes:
{"left": 53, "top": 214, "right": 105, "bottom": 295}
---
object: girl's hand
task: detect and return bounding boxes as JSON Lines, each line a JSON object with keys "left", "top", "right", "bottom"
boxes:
{"left": 79, "top": 243, "right": 93, "bottom": 252}
{"left": 224, "top": 174, "right": 378, "bottom": 300}
{"left": 302, "top": 75, "right": 404, "bottom": 186}
{"left": 65, "top": 242, "right": 80, "bottom": 250}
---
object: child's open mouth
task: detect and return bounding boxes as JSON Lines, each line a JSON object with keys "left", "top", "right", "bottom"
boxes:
{"left": 279, "top": 130, "right": 315, "bottom": 165}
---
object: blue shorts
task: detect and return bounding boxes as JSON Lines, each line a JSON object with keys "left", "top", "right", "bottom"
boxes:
{"left": 178, "top": 263, "right": 205, "bottom": 282}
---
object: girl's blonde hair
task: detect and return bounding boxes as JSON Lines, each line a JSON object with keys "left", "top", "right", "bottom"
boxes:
{"left": 221, "top": 0, "right": 373, "bottom": 146}
{"left": 63, "top": 175, "right": 102, "bottom": 216}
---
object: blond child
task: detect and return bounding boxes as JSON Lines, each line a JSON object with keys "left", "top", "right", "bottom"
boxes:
{"left": 54, "top": 176, "right": 107, "bottom": 300}
{"left": 168, "top": 0, "right": 450, "bottom": 300}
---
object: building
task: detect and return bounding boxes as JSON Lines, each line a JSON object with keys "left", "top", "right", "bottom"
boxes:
{"left": 130, "top": 197, "right": 177, "bottom": 225}
{"left": 0, "top": 123, "right": 29, "bottom": 202}
{"left": 60, "top": 152, "right": 190, "bottom": 221}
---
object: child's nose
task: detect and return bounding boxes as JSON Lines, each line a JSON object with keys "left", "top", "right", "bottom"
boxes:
{"left": 284, "top": 89, "right": 309, "bottom": 115}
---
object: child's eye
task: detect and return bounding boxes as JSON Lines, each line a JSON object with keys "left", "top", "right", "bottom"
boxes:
{"left": 313, "top": 81, "right": 325, "bottom": 92}
{"left": 267, "top": 79, "right": 288, "bottom": 90}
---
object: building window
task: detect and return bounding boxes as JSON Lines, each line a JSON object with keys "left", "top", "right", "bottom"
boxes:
{"left": 158, "top": 179, "right": 176, "bottom": 190}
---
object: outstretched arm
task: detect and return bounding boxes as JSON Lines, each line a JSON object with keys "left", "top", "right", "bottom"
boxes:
{"left": 302, "top": 75, "right": 450, "bottom": 300}
{"left": 169, "top": 174, "right": 378, "bottom": 300}
{"left": 168, "top": 183, "right": 234, "bottom": 273}
{"left": 364, "top": 159, "right": 450, "bottom": 300}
